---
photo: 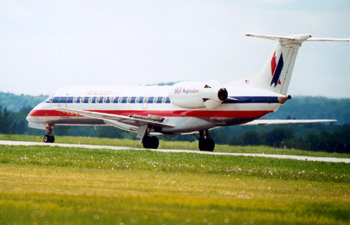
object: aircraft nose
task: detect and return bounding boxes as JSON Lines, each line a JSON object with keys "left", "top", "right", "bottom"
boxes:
{"left": 26, "top": 109, "right": 35, "bottom": 122}
{"left": 26, "top": 113, "right": 32, "bottom": 122}
{"left": 26, "top": 102, "right": 44, "bottom": 123}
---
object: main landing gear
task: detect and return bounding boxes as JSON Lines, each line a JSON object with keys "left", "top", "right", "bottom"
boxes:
{"left": 140, "top": 125, "right": 159, "bottom": 149}
{"left": 43, "top": 124, "right": 55, "bottom": 143}
{"left": 196, "top": 130, "right": 215, "bottom": 152}
{"left": 142, "top": 135, "right": 159, "bottom": 149}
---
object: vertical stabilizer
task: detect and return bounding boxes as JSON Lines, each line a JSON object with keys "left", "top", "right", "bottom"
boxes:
{"left": 246, "top": 33, "right": 349, "bottom": 95}
{"left": 247, "top": 34, "right": 311, "bottom": 94}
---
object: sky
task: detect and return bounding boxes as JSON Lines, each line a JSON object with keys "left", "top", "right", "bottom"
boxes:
{"left": 0, "top": 0, "right": 349, "bottom": 98}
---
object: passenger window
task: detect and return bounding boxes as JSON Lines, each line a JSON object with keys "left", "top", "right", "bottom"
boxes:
{"left": 122, "top": 97, "right": 127, "bottom": 103}
{"left": 157, "top": 97, "right": 163, "bottom": 103}
{"left": 103, "top": 97, "right": 107, "bottom": 103}
{"left": 153, "top": 97, "right": 158, "bottom": 103}
{"left": 110, "top": 97, "right": 115, "bottom": 103}
{"left": 80, "top": 97, "right": 84, "bottom": 103}
{"left": 67, "top": 97, "right": 74, "bottom": 103}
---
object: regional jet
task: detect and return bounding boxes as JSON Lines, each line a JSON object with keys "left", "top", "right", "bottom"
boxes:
{"left": 27, "top": 34, "right": 349, "bottom": 151}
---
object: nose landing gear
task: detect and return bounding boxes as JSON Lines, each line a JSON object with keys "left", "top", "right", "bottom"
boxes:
{"left": 43, "top": 124, "right": 55, "bottom": 143}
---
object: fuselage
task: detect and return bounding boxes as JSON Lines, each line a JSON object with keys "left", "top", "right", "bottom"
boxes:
{"left": 27, "top": 84, "right": 285, "bottom": 135}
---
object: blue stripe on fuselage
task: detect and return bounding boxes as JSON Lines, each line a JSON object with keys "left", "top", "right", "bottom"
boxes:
{"left": 223, "top": 96, "right": 279, "bottom": 104}
{"left": 44, "top": 96, "right": 279, "bottom": 104}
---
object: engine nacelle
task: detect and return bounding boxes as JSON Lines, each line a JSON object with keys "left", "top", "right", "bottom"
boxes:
{"left": 169, "top": 81, "right": 228, "bottom": 109}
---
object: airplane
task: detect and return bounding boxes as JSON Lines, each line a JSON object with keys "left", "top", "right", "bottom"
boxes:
{"left": 26, "top": 33, "right": 349, "bottom": 151}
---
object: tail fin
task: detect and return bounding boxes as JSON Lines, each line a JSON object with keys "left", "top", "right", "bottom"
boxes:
{"left": 247, "top": 33, "right": 349, "bottom": 95}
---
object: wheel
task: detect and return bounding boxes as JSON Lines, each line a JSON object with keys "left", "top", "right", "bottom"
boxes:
{"left": 142, "top": 136, "right": 152, "bottom": 148}
{"left": 142, "top": 136, "right": 159, "bottom": 149}
{"left": 151, "top": 136, "right": 159, "bottom": 149}
{"left": 206, "top": 138, "right": 215, "bottom": 151}
{"left": 43, "top": 135, "right": 55, "bottom": 143}
{"left": 43, "top": 135, "right": 50, "bottom": 143}
{"left": 199, "top": 138, "right": 215, "bottom": 151}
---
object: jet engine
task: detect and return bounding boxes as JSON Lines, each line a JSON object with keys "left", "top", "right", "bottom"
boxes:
{"left": 169, "top": 81, "right": 228, "bottom": 109}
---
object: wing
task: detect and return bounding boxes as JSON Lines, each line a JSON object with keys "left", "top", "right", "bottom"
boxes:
{"left": 54, "top": 107, "right": 174, "bottom": 129}
{"left": 242, "top": 119, "right": 336, "bottom": 126}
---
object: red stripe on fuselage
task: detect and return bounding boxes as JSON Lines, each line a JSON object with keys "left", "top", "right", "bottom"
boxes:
{"left": 28, "top": 109, "right": 272, "bottom": 118}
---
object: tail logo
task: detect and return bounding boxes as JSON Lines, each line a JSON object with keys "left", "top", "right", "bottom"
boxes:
{"left": 270, "top": 52, "right": 284, "bottom": 87}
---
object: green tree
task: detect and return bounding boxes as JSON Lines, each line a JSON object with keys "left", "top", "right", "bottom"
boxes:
{"left": 97, "top": 127, "right": 124, "bottom": 139}
{"left": 0, "top": 105, "right": 15, "bottom": 134}
{"left": 264, "top": 128, "right": 294, "bottom": 147}
{"left": 242, "top": 130, "right": 261, "bottom": 145}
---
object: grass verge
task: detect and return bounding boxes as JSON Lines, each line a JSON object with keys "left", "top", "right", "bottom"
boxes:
{"left": 0, "top": 145, "right": 349, "bottom": 224}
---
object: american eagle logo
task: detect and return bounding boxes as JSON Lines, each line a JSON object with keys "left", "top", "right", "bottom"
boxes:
{"left": 270, "top": 52, "right": 284, "bottom": 87}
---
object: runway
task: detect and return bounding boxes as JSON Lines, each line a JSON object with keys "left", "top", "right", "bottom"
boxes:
{"left": 1, "top": 140, "right": 349, "bottom": 163}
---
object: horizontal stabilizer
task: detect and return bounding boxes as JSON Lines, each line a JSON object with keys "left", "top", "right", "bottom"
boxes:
{"left": 246, "top": 33, "right": 312, "bottom": 42}
{"left": 307, "top": 38, "right": 350, "bottom": 42}
{"left": 242, "top": 119, "right": 336, "bottom": 126}
{"left": 246, "top": 33, "right": 350, "bottom": 43}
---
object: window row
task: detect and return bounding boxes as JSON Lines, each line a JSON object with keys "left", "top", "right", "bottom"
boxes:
{"left": 48, "top": 96, "right": 172, "bottom": 104}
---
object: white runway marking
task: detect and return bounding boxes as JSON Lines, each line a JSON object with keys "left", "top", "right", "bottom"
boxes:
{"left": 1, "top": 140, "right": 349, "bottom": 163}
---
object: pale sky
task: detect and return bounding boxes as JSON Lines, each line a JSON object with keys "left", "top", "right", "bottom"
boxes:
{"left": 0, "top": 0, "right": 349, "bottom": 97}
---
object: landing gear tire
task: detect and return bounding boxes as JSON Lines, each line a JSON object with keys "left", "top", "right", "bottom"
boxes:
{"left": 199, "top": 138, "right": 215, "bottom": 151}
{"left": 142, "top": 136, "right": 159, "bottom": 149}
{"left": 43, "top": 124, "right": 55, "bottom": 143}
{"left": 43, "top": 134, "right": 55, "bottom": 143}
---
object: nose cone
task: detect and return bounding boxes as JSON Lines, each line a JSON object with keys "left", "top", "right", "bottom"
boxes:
{"left": 26, "top": 110, "right": 34, "bottom": 122}
{"left": 26, "top": 103, "right": 44, "bottom": 123}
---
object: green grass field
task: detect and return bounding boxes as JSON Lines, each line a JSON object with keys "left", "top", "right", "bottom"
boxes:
{"left": 0, "top": 136, "right": 349, "bottom": 224}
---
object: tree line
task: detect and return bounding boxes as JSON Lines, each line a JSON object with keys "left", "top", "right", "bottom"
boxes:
{"left": 225, "top": 126, "right": 350, "bottom": 153}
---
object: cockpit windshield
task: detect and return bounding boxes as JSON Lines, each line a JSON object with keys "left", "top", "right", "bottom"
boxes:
{"left": 46, "top": 93, "right": 54, "bottom": 103}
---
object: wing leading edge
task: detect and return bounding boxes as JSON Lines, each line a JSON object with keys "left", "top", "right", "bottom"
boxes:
{"left": 243, "top": 119, "right": 336, "bottom": 126}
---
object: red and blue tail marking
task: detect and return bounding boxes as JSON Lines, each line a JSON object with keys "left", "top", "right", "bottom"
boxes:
{"left": 270, "top": 52, "right": 284, "bottom": 87}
